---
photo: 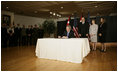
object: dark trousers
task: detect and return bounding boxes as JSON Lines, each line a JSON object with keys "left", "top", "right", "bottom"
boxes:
{"left": 34, "top": 37, "right": 38, "bottom": 45}
{"left": 27, "top": 36, "right": 32, "bottom": 45}
{"left": 14, "top": 35, "right": 21, "bottom": 46}
{"left": 1, "top": 37, "right": 7, "bottom": 48}
{"left": 17, "top": 36, "right": 21, "bottom": 46}
{"left": 8, "top": 35, "right": 14, "bottom": 47}
{"left": 22, "top": 36, "right": 26, "bottom": 46}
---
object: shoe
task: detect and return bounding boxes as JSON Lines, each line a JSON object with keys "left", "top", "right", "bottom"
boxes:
{"left": 103, "top": 50, "right": 107, "bottom": 52}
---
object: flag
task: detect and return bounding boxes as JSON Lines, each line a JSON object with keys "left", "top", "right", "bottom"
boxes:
{"left": 73, "top": 13, "right": 79, "bottom": 38}
{"left": 87, "top": 11, "right": 91, "bottom": 40}
{"left": 80, "top": 12, "right": 83, "bottom": 22}
{"left": 87, "top": 11, "right": 91, "bottom": 24}
{"left": 66, "top": 16, "right": 70, "bottom": 26}
{"left": 80, "top": 16, "right": 82, "bottom": 22}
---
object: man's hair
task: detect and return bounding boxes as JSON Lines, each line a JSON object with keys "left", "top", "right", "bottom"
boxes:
{"left": 66, "top": 25, "right": 71, "bottom": 30}
{"left": 101, "top": 17, "right": 106, "bottom": 23}
{"left": 82, "top": 17, "right": 85, "bottom": 19}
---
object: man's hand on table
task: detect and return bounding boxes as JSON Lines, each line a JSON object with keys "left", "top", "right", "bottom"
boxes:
{"left": 62, "top": 36, "right": 68, "bottom": 39}
{"left": 58, "top": 36, "right": 61, "bottom": 38}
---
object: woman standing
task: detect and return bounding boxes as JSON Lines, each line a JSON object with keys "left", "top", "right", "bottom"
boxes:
{"left": 89, "top": 19, "right": 98, "bottom": 51}
{"left": 98, "top": 18, "right": 107, "bottom": 52}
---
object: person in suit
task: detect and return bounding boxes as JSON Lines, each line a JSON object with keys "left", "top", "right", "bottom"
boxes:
{"left": 78, "top": 17, "right": 89, "bottom": 38}
{"left": 30, "top": 25, "right": 34, "bottom": 45}
{"left": 14, "top": 24, "right": 22, "bottom": 46}
{"left": 32, "top": 24, "right": 39, "bottom": 45}
{"left": 89, "top": 19, "right": 98, "bottom": 51}
{"left": 1, "top": 23, "right": 8, "bottom": 48}
{"left": 26, "top": 25, "right": 32, "bottom": 45}
{"left": 38, "top": 25, "right": 44, "bottom": 38}
{"left": 21, "top": 25, "right": 27, "bottom": 46}
{"left": 62, "top": 25, "right": 74, "bottom": 38}
{"left": 98, "top": 18, "right": 107, "bottom": 52}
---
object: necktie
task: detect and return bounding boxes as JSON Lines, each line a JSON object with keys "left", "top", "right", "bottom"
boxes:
{"left": 67, "top": 32, "right": 69, "bottom": 37}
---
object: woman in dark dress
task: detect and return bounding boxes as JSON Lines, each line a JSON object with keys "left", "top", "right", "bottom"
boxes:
{"left": 98, "top": 18, "right": 107, "bottom": 52}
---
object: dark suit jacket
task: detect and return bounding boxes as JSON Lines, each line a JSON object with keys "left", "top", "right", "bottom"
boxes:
{"left": 26, "top": 28, "right": 33, "bottom": 36}
{"left": 98, "top": 22, "right": 107, "bottom": 36}
{"left": 78, "top": 21, "right": 89, "bottom": 38}
{"left": 98, "top": 22, "right": 107, "bottom": 42}
{"left": 14, "top": 27, "right": 22, "bottom": 37}
{"left": 63, "top": 30, "right": 74, "bottom": 38}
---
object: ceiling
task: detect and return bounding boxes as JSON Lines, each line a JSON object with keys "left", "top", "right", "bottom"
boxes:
{"left": 1, "top": 1, "right": 117, "bottom": 18}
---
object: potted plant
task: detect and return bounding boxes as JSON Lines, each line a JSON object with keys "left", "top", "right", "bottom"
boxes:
{"left": 42, "top": 20, "right": 56, "bottom": 37}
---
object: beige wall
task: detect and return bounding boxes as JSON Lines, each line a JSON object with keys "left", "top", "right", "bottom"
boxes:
{"left": 1, "top": 10, "right": 14, "bottom": 26}
{"left": 14, "top": 14, "right": 46, "bottom": 28}
{"left": 1, "top": 10, "right": 75, "bottom": 28}
{"left": 1, "top": 10, "right": 71, "bottom": 28}
{"left": 1, "top": 10, "right": 47, "bottom": 28}
{"left": 2, "top": 10, "right": 116, "bottom": 28}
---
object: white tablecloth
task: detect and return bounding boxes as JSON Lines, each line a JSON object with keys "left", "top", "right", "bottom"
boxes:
{"left": 35, "top": 38, "right": 90, "bottom": 63}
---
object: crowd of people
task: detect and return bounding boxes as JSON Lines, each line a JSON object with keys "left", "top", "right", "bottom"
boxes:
{"left": 60, "top": 17, "right": 107, "bottom": 52}
{"left": 2, "top": 17, "right": 107, "bottom": 52}
{"left": 1, "top": 24, "right": 44, "bottom": 48}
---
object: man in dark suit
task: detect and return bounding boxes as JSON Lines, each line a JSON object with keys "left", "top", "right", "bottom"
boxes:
{"left": 32, "top": 24, "right": 39, "bottom": 45}
{"left": 78, "top": 17, "right": 89, "bottom": 38}
{"left": 26, "top": 25, "right": 33, "bottom": 45}
{"left": 62, "top": 25, "right": 74, "bottom": 38}
{"left": 14, "top": 24, "right": 22, "bottom": 46}
{"left": 1, "top": 23, "right": 8, "bottom": 48}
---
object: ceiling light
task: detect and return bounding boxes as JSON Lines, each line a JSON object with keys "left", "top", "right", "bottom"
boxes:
{"left": 57, "top": 14, "right": 59, "bottom": 16}
{"left": 61, "top": 7, "right": 63, "bottom": 9}
{"left": 59, "top": 15, "right": 61, "bottom": 17}
{"left": 53, "top": 13, "right": 56, "bottom": 16}
{"left": 50, "top": 12, "right": 52, "bottom": 14}
{"left": 95, "top": 6, "right": 98, "bottom": 8}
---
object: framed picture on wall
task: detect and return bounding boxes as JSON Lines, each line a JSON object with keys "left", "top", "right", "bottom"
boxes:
{"left": 2, "top": 15, "right": 11, "bottom": 26}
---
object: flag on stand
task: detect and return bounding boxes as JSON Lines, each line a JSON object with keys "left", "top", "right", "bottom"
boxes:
{"left": 80, "top": 12, "right": 83, "bottom": 22}
{"left": 80, "top": 16, "right": 82, "bottom": 22}
{"left": 73, "top": 13, "right": 79, "bottom": 38}
{"left": 66, "top": 16, "right": 70, "bottom": 26}
{"left": 87, "top": 11, "right": 91, "bottom": 40}
{"left": 87, "top": 11, "right": 91, "bottom": 24}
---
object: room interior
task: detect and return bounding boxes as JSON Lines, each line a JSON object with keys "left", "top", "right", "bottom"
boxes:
{"left": 1, "top": 1, "right": 117, "bottom": 71}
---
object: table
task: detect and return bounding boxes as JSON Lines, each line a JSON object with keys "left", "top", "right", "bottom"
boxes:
{"left": 35, "top": 38, "right": 90, "bottom": 63}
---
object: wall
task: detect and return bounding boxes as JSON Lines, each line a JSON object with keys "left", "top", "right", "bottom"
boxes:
{"left": 1, "top": 10, "right": 14, "bottom": 26}
{"left": 1, "top": 10, "right": 46, "bottom": 28}
{"left": 1, "top": 10, "right": 116, "bottom": 28}
{"left": 14, "top": 14, "right": 46, "bottom": 28}
{"left": 1, "top": 10, "right": 100, "bottom": 28}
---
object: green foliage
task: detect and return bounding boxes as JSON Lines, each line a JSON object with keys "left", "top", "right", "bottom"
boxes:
{"left": 42, "top": 20, "right": 56, "bottom": 34}
{"left": 38, "top": 23, "right": 41, "bottom": 28}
